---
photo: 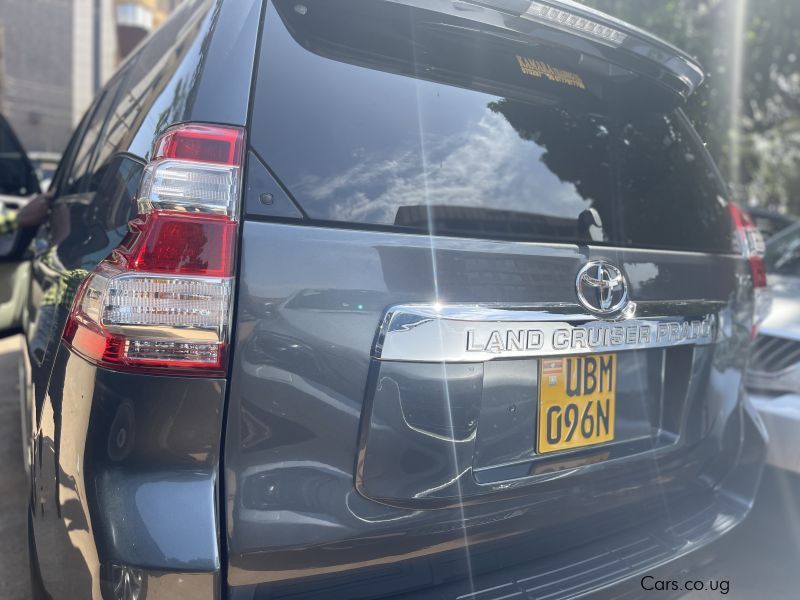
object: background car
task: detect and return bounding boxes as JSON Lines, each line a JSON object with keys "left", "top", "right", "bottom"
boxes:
{"left": 0, "top": 112, "right": 39, "bottom": 315}
{"left": 748, "top": 221, "right": 800, "bottom": 474}
{"left": 0, "top": 112, "right": 40, "bottom": 201}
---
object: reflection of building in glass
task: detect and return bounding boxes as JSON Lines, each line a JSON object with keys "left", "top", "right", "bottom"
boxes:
{"left": 73, "top": 0, "right": 118, "bottom": 128}
{"left": 115, "top": 0, "right": 182, "bottom": 59}
{"left": 0, "top": 0, "right": 183, "bottom": 155}
{"left": 0, "top": 0, "right": 115, "bottom": 153}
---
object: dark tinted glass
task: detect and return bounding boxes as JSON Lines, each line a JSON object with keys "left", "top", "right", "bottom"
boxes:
{"left": 61, "top": 69, "right": 128, "bottom": 196}
{"left": 0, "top": 115, "right": 39, "bottom": 196}
{"left": 50, "top": 66, "right": 140, "bottom": 269}
{"left": 613, "top": 112, "right": 732, "bottom": 251}
{"left": 251, "top": 0, "right": 733, "bottom": 253}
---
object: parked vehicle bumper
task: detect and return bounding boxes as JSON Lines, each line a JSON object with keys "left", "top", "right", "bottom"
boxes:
{"left": 750, "top": 391, "right": 800, "bottom": 475}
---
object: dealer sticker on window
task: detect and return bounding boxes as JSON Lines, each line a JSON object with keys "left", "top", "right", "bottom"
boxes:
{"left": 516, "top": 55, "right": 586, "bottom": 89}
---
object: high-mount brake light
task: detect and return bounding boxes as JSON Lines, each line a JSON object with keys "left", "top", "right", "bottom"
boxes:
{"left": 63, "top": 123, "right": 244, "bottom": 376}
{"left": 522, "top": 2, "right": 628, "bottom": 47}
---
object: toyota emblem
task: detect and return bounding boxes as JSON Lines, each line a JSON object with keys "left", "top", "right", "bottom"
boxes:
{"left": 575, "top": 261, "right": 629, "bottom": 314}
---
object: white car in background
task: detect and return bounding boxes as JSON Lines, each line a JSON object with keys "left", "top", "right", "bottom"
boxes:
{"left": 748, "top": 221, "right": 800, "bottom": 473}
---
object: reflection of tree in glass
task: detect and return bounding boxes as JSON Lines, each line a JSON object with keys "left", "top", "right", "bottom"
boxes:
{"left": 489, "top": 98, "right": 732, "bottom": 251}
{"left": 488, "top": 98, "right": 615, "bottom": 238}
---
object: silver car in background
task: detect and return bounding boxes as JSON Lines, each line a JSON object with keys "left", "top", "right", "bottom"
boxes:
{"left": 749, "top": 222, "right": 800, "bottom": 473}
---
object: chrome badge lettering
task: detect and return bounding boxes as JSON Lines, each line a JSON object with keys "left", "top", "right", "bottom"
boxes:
{"left": 465, "top": 317, "right": 714, "bottom": 356}
{"left": 377, "top": 305, "right": 719, "bottom": 363}
{"left": 467, "top": 329, "right": 544, "bottom": 354}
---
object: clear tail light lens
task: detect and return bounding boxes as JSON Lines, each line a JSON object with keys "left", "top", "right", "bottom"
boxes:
{"left": 138, "top": 161, "right": 240, "bottom": 216}
{"left": 103, "top": 275, "right": 232, "bottom": 331}
{"left": 63, "top": 123, "right": 244, "bottom": 376}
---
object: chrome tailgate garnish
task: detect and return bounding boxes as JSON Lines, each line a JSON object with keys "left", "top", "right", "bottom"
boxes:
{"left": 375, "top": 303, "right": 720, "bottom": 362}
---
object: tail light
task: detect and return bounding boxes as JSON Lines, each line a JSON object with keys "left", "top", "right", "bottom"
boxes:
{"left": 729, "top": 204, "right": 767, "bottom": 288}
{"left": 729, "top": 203, "right": 770, "bottom": 336}
{"left": 63, "top": 124, "right": 244, "bottom": 376}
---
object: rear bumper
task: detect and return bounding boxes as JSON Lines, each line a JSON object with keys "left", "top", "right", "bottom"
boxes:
{"left": 252, "top": 492, "right": 750, "bottom": 600}
{"left": 401, "top": 402, "right": 766, "bottom": 600}
{"left": 230, "top": 400, "right": 766, "bottom": 600}
{"left": 394, "top": 492, "right": 745, "bottom": 600}
{"left": 750, "top": 391, "right": 800, "bottom": 474}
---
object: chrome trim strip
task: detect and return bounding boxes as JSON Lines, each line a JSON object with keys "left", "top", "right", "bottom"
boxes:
{"left": 374, "top": 303, "right": 719, "bottom": 362}
{"left": 747, "top": 358, "right": 800, "bottom": 394}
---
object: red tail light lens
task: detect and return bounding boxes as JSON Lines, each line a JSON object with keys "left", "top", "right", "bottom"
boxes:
{"left": 63, "top": 124, "right": 244, "bottom": 376}
{"left": 748, "top": 255, "right": 767, "bottom": 289}
{"left": 729, "top": 204, "right": 767, "bottom": 288}
{"left": 153, "top": 123, "right": 244, "bottom": 165}
{"left": 127, "top": 211, "right": 237, "bottom": 277}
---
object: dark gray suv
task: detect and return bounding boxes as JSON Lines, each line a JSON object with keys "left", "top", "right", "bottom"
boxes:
{"left": 0, "top": 1, "right": 767, "bottom": 599}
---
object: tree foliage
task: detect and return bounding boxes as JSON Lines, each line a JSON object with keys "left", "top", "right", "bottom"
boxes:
{"left": 579, "top": 0, "right": 800, "bottom": 214}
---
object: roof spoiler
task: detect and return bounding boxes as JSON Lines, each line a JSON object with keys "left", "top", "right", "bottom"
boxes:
{"left": 385, "top": 0, "right": 705, "bottom": 100}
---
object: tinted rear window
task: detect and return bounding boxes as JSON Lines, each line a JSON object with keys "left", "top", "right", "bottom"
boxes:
{"left": 250, "top": 0, "right": 734, "bottom": 253}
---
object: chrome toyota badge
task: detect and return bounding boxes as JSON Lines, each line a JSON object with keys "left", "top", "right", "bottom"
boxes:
{"left": 576, "top": 261, "right": 629, "bottom": 314}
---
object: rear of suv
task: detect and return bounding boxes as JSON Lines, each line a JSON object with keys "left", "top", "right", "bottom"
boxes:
{"left": 0, "top": 1, "right": 766, "bottom": 599}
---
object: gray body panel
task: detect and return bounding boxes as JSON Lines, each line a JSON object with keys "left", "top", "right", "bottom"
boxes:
{"left": 223, "top": 221, "right": 764, "bottom": 597}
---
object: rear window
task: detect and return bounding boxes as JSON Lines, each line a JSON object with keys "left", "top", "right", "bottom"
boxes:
{"left": 250, "top": 0, "right": 734, "bottom": 253}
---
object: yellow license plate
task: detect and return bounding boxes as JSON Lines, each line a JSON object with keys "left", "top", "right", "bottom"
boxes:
{"left": 537, "top": 353, "right": 616, "bottom": 454}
